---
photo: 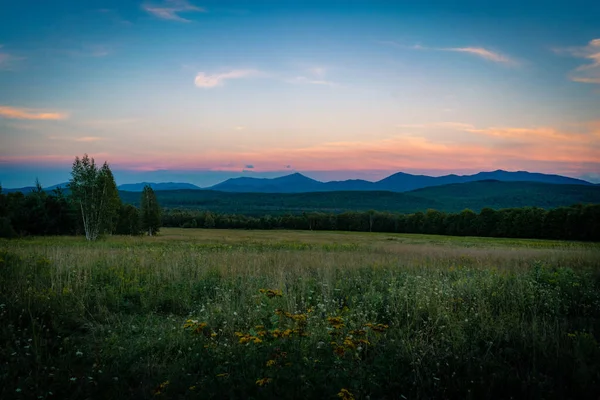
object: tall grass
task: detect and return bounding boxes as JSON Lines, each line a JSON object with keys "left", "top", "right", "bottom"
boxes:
{"left": 1, "top": 229, "right": 599, "bottom": 399}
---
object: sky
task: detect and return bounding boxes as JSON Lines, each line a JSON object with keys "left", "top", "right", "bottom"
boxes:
{"left": 1, "top": 0, "right": 600, "bottom": 188}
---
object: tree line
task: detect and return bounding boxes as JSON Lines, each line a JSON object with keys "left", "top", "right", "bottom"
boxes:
{"left": 1, "top": 154, "right": 598, "bottom": 241}
{"left": 0, "top": 154, "right": 161, "bottom": 239}
{"left": 162, "top": 204, "right": 600, "bottom": 241}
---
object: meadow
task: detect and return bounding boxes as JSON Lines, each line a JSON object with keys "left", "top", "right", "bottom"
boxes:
{"left": 1, "top": 228, "right": 600, "bottom": 399}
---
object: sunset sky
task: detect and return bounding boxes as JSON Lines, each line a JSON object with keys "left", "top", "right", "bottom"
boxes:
{"left": 1, "top": 0, "right": 600, "bottom": 187}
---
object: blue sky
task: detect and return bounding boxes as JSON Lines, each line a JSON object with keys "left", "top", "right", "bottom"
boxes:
{"left": 1, "top": 0, "right": 599, "bottom": 187}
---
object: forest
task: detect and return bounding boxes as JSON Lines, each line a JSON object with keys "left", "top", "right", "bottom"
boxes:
{"left": 1, "top": 184, "right": 599, "bottom": 241}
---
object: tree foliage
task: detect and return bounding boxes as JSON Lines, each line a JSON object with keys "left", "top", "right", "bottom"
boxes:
{"left": 163, "top": 203, "right": 600, "bottom": 241}
{"left": 68, "top": 155, "right": 120, "bottom": 240}
{"left": 140, "top": 185, "right": 161, "bottom": 236}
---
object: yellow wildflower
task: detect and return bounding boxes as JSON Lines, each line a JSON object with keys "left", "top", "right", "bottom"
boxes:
{"left": 328, "top": 316, "right": 345, "bottom": 330}
{"left": 337, "top": 388, "right": 355, "bottom": 400}
{"left": 333, "top": 346, "right": 345, "bottom": 357}
{"left": 256, "top": 377, "right": 272, "bottom": 386}
{"left": 365, "top": 323, "right": 389, "bottom": 333}
{"left": 343, "top": 337, "right": 356, "bottom": 349}
{"left": 153, "top": 380, "right": 170, "bottom": 396}
{"left": 266, "top": 359, "right": 276, "bottom": 367}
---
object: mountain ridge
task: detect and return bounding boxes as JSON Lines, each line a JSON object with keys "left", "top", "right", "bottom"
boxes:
{"left": 3, "top": 170, "right": 593, "bottom": 193}
{"left": 205, "top": 169, "right": 592, "bottom": 193}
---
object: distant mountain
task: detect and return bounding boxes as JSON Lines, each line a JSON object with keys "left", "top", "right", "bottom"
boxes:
{"left": 4, "top": 170, "right": 593, "bottom": 195}
{"left": 209, "top": 173, "right": 325, "bottom": 193}
{"left": 118, "top": 182, "right": 202, "bottom": 192}
{"left": 118, "top": 180, "right": 600, "bottom": 215}
{"left": 206, "top": 170, "right": 592, "bottom": 193}
{"left": 2, "top": 182, "right": 68, "bottom": 194}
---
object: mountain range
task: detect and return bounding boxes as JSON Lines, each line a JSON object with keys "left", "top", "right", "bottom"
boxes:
{"left": 2, "top": 170, "right": 594, "bottom": 194}
{"left": 118, "top": 180, "right": 600, "bottom": 215}
{"left": 206, "top": 170, "right": 592, "bottom": 193}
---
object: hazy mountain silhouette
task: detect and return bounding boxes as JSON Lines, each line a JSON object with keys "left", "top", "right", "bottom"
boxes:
{"left": 5, "top": 170, "right": 592, "bottom": 194}
{"left": 206, "top": 170, "right": 591, "bottom": 193}
{"left": 118, "top": 182, "right": 201, "bottom": 192}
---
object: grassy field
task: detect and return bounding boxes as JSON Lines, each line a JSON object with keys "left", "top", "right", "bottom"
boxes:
{"left": 1, "top": 228, "right": 600, "bottom": 399}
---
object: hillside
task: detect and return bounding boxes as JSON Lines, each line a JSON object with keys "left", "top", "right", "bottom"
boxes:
{"left": 119, "top": 180, "right": 600, "bottom": 215}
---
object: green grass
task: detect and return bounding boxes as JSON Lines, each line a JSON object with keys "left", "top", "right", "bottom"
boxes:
{"left": 1, "top": 229, "right": 600, "bottom": 399}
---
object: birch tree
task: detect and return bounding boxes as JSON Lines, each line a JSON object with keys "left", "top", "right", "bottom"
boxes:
{"left": 68, "top": 154, "right": 117, "bottom": 241}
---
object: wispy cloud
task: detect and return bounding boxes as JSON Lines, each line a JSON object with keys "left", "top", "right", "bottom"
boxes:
{"left": 0, "top": 45, "right": 23, "bottom": 70}
{"left": 80, "top": 118, "right": 138, "bottom": 127}
{"left": 443, "top": 47, "right": 516, "bottom": 64}
{"left": 397, "top": 120, "right": 596, "bottom": 142}
{"left": 554, "top": 38, "right": 600, "bottom": 84}
{"left": 143, "top": 0, "right": 205, "bottom": 22}
{"left": 0, "top": 106, "right": 68, "bottom": 121}
{"left": 289, "top": 76, "right": 337, "bottom": 86}
{"left": 194, "top": 69, "right": 258, "bottom": 88}
{"left": 288, "top": 67, "right": 338, "bottom": 86}
{"left": 48, "top": 136, "right": 104, "bottom": 142}
{"left": 309, "top": 67, "right": 327, "bottom": 78}
{"left": 382, "top": 41, "right": 518, "bottom": 66}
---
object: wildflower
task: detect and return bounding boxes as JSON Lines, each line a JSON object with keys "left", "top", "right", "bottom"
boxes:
{"left": 216, "top": 373, "right": 229, "bottom": 378}
{"left": 365, "top": 323, "right": 389, "bottom": 333}
{"left": 328, "top": 316, "right": 345, "bottom": 330}
{"left": 281, "top": 329, "right": 293, "bottom": 338}
{"left": 337, "top": 388, "right": 355, "bottom": 400}
{"left": 153, "top": 380, "right": 170, "bottom": 396}
{"left": 266, "top": 359, "right": 276, "bottom": 367}
{"left": 236, "top": 332, "right": 262, "bottom": 344}
{"left": 343, "top": 337, "right": 356, "bottom": 349}
{"left": 256, "top": 377, "right": 272, "bottom": 386}
{"left": 189, "top": 386, "right": 196, "bottom": 391}
{"left": 75, "top": 351, "right": 83, "bottom": 356}
{"left": 333, "top": 345, "right": 345, "bottom": 357}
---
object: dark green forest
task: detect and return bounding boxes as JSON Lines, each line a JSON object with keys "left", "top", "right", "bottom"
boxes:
{"left": 119, "top": 180, "right": 600, "bottom": 215}
{"left": 1, "top": 184, "right": 599, "bottom": 241}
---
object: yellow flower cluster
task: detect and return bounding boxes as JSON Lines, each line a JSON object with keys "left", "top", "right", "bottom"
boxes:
{"left": 328, "top": 316, "right": 345, "bottom": 330}
{"left": 235, "top": 331, "right": 263, "bottom": 344}
{"left": 364, "top": 323, "right": 389, "bottom": 333}
{"left": 337, "top": 388, "right": 355, "bottom": 400}
{"left": 153, "top": 380, "right": 170, "bottom": 396}
{"left": 275, "top": 309, "right": 308, "bottom": 322}
{"left": 183, "top": 319, "right": 210, "bottom": 335}
{"left": 259, "top": 288, "right": 283, "bottom": 298}
{"left": 255, "top": 377, "right": 272, "bottom": 386}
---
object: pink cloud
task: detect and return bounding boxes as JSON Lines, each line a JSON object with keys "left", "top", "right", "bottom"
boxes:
{"left": 0, "top": 106, "right": 68, "bottom": 120}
